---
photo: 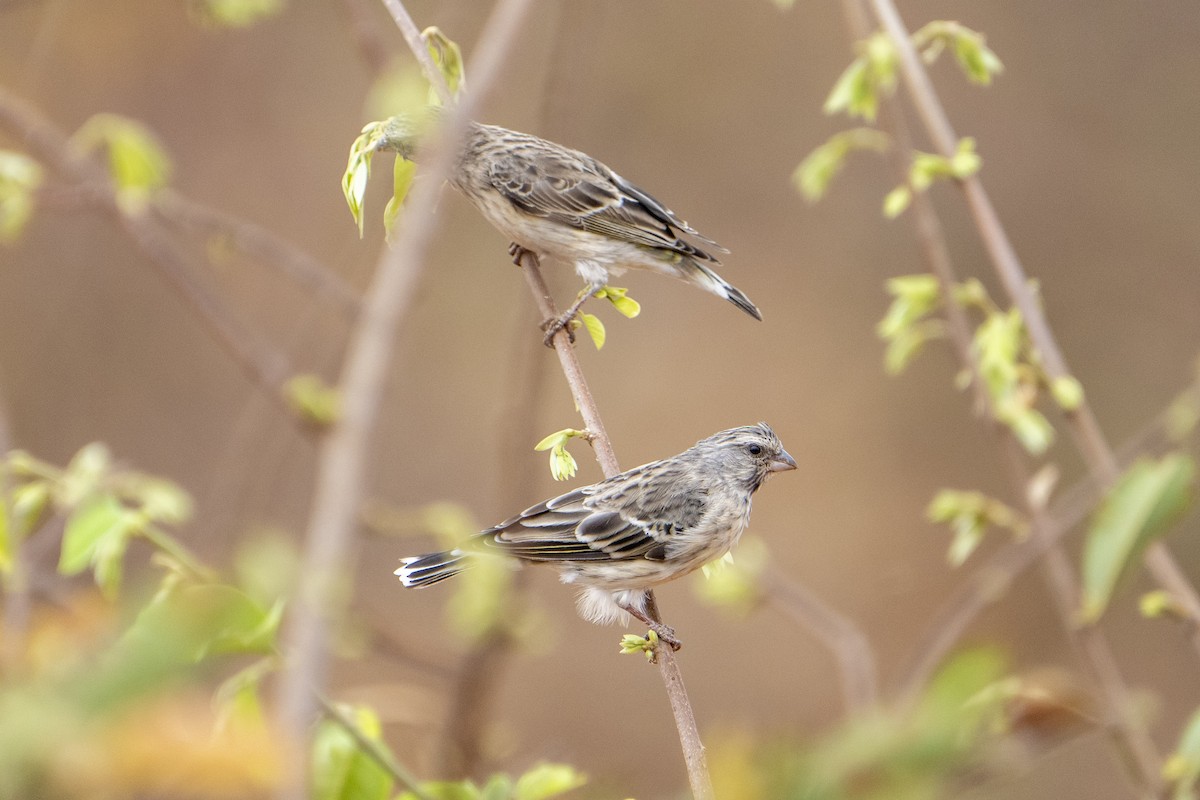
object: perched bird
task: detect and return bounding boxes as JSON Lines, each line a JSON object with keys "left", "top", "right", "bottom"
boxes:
{"left": 380, "top": 116, "right": 762, "bottom": 338}
{"left": 396, "top": 423, "right": 795, "bottom": 648}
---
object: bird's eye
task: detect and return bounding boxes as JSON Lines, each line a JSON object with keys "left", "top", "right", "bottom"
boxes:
{"left": 748, "top": 444, "right": 763, "bottom": 456}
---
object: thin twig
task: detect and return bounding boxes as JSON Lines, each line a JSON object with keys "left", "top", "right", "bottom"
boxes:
{"left": 517, "top": 249, "right": 712, "bottom": 800}
{"left": 436, "top": 297, "right": 547, "bottom": 778}
{"left": 153, "top": 190, "right": 361, "bottom": 316}
{"left": 318, "top": 696, "right": 436, "bottom": 800}
{"left": 0, "top": 87, "right": 295, "bottom": 411}
{"left": 379, "top": 0, "right": 453, "bottom": 105}
{"left": 761, "top": 567, "right": 878, "bottom": 714}
{"left": 339, "top": 0, "right": 394, "bottom": 76}
{"left": 839, "top": 3, "right": 1165, "bottom": 792}
{"left": 897, "top": 369, "right": 1200, "bottom": 697}
{"left": 272, "top": 1, "right": 536, "bottom": 797}
{"left": 867, "top": 0, "right": 1200, "bottom": 648}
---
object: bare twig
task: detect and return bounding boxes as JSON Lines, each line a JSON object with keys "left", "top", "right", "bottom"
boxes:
{"left": 272, "top": 1, "right": 536, "bottom": 797}
{"left": 436, "top": 298, "right": 547, "bottom": 778}
{"left": 0, "top": 87, "right": 295, "bottom": 410}
{"left": 339, "top": 0, "right": 394, "bottom": 76}
{"left": 761, "top": 567, "right": 878, "bottom": 714}
{"left": 318, "top": 696, "right": 436, "bottom": 800}
{"left": 897, "top": 368, "right": 1200, "bottom": 697}
{"left": 517, "top": 249, "right": 712, "bottom": 800}
{"left": 836, "top": 3, "right": 1165, "bottom": 792}
{"left": 867, "top": 0, "right": 1200, "bottom": 647}
{"left": 379, "top": 0, "right": 453, "bottom": 105}
{"left": 153, "top": 190, "right": 361, "bottom": 316}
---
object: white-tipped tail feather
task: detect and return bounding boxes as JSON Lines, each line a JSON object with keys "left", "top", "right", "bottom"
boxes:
{"left": 395, "top": 548, "right": 467, "bottom": 587}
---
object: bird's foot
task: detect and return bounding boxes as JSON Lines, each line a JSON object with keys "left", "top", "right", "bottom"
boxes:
{"left": 508, "top": 242, "right": 532, "bottom": 266}
{"left": 621, "top": 602, "right": 683, "bottom": 652}
{"left": 646, "top": 623, "right": 682, "bottom": 652}
{"left": 540, "top": 313, "right": 576, "bottom": 348}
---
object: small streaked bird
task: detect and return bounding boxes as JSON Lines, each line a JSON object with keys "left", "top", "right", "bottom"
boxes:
{"left": 396, "top": 423, "right": 795, "bottom": 648}
{"left": 380, "top": 116, "right": 762, "bottom": 339}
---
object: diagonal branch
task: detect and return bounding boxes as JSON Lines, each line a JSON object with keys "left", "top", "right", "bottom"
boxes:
{"left": 517, "top": 249, "right": 712, "bottom": 800}
{"left": 0, "top": 87, "right": 295, "bottom": 410}
{"left": 867, "top": 0, "right": 1200, "bottom": 650}
{"left": 837, "top": 2, "right": 1165, "bottom": 793}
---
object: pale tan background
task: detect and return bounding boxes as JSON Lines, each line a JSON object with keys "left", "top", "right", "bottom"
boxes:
{"left": 2, "top": 1, "right": 1199, "bottom": 798}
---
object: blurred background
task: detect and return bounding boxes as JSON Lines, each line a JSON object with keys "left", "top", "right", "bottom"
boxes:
{"left": 1, "top": 1, "right": 1199, "bottom": 798}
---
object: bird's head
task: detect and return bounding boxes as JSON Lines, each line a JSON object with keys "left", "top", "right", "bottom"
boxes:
{"left": 696, "top": 423, "right": 796, "bottom": 492}
{"left": 376, "top": 108, "right": 442, "bottom": 161}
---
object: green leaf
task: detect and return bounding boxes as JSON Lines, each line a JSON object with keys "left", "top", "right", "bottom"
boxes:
{"left": 928, "top": 489, "right": 1026, "bottom": 566}
{"left": 513, "top": 763, "right": 587, "bottom": 800}
{"left": 73, "top": 114, "right": 171, "bottom": 213}
{"left": 285, "top": 374, "right": 342, "bottom": 427}
{"left": 214, "top": 657, "right": 277, "bottom": 733}
{"left": 534, "top": 429, "right": 585, "bottom": 482}
{"left": 0, "top": 150, "right": 43, "bottom": 242}
{"left": 343, "top": 122, "right": 386, "bottom": 237}
{"left": 399, "top": 783, "right": 481, "bottom": 800}
{"left": 595, "top": 286, "right": 641, "bottom": 318}
{"left": 58, "top": 494, "right": 134, "bottom": 576}
{"left": 422, "top": 27, "right": 467, "bottom": 100}
{"left": 794, "top": 128, "right": 891, "bottom": 202}
{"left": 911, "top": 21, "right": 1003, "bottom": 86}
{"left": 384, "top": 156, "right": 418, "bottom": 240}
{"left": 448, "top": 553, "right": 513, "bottom": 641}
{"left": 1082, "top": 454, "right": 1195, "bottom": 622}
{"left": 878, "top": 274, "right": 941, "bottom": 338}
{"left": 578, "top": 312, "right": 605, "bottom": 350}
{"left": 58, "top": 442, "right": 112, "bottom": 507}
{"left": 116, "top": 472, "right": 194, "bottom": 524}
{"left": 1164, "top": 706, "right": 1200, "bottom": 798}
{"left": 824, "top": 59, "right": 872, "bottom": 119}
{"left": 883, "top": 185, "right": 912, "bottom": 218}
{"left": 188, "top": 0, "right": 285, "bottom": 28}
{"left": 312, "top": 705, "right": 394, "bottom": 800}
{"left": 1050, "top": 375, "right": 1085, "bottom": 411}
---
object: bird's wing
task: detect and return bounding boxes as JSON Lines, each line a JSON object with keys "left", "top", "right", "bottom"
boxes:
{"left": 487, "top": 140, "right": 725, "bottom": 261}
{"left": 479, "top": 477, "right": 705, "bottom": 563}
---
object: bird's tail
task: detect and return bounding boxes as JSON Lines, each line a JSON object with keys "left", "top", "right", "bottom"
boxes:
{"left": 395, "top": 548, "right": 467, "bottom": 587}
{"left": 679, "top": 258, "right": 762, "bottom": 321}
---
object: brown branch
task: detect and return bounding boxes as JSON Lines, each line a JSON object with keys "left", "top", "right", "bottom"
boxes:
{"left": 378, "top": 0, "right": 453, "bottom": 105}
{"left": 318, "top": 696, "right": 436, "bottom": 800}
{"left": 153, "top": 190, "right": 361, "bottom": 316}
{"left": 897, "top": 367, "right": 1200, "bottom": 697}
{"left": 867, "top": 0, "right": 1200, "bottom": 650}
{"left": 272, "top": 1, "right": 537, "bottom": 797}
{"left": 517, "top": 249, "right": 712, "bottom": 800}
{"left": 761, "top": 567, "right": 878, "bottom": 714}
{"left": 436, "top": 301, "right": 547, "bottom": 778}
{"left": 835, "top": 3, "right": 1165, "bottom": 792}
{"left": 339, "top": 0, "right": 394, "bottom": 77}
{"left": 0, "top": 86, "right": 296, "bottom": 411}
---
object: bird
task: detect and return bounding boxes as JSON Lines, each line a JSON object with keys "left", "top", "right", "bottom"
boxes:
{"left": 378, "top": 115, "right": 762, "bottom": 340}
{"left": 395, "top": 423, "right": 795, "bottom": 649}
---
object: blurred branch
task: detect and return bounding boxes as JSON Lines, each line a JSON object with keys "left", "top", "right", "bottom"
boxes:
{"left": 153, "top": 190, "right": 361, "bottom": 316}
{"left": 898, "top": 367, "right": 1200, "bottom": 698}
{"left": 340, "top": 0, "right": 394, "bottom": 76}
{"left": 517, "top": 248, "right": 712, "bottom": 800}
{"left": 318, "top": 696, "right": 436, "bottom": 800}
{"left": 379, "top": 0, "right": 452, "bottom": 105}
{"left": 272, "top": 1, "right": 536, "bottom": 797}
{"left": 835, "top": 2, "right": 1165, "bottom": 793}
{"left": 761, "top": 566, "right": 878, "bottom": 714}
{"left": 436, "top": 292, "right": 548, "bottom": 777}
{"left": 0, "top": 87, "right": 295, "bottom": 411}
{"left": 868, "top": 0, "right": 1200, "bottom": 650}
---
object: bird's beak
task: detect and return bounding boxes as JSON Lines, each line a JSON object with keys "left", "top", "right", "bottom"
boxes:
{"left": 769, "top": 449, "right": 798, "bottom": 472}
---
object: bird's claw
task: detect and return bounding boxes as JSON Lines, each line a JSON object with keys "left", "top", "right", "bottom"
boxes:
{"left": 652, "top": 624, "right": 683, "bottom": 652}
{"left": 540, "top": 314, "right": 576, "bottom": 348}
{"left": 508, "top": 242, "right": 531, "bottom": 266}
